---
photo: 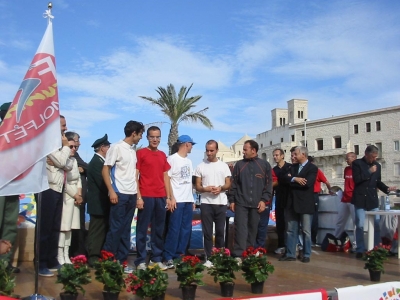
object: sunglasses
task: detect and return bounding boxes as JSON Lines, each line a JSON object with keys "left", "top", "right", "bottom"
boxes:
{"left": 69, "top": 145, "right": 78, "bottom": 149}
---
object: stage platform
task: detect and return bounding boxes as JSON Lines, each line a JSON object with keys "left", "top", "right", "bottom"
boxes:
{"left": 13, "top": 248, "right": 400, "bottom": 299}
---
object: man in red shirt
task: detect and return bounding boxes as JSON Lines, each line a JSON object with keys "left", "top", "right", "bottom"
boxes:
{"left": 309, "top": 157, "right": 332, "bottom": 246}
{"left": 334, "top": 152, "right": 356, "bottom": 240}
{"left": 134, "top": 126, "right": 171, "bottom": 270}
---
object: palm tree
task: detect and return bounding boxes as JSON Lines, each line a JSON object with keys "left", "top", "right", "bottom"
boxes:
{"left": 140, "top": 84, "right": 213, "bottom": 154}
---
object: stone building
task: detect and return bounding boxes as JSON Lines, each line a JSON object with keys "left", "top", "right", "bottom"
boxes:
{"left": 221, "top": 99, "right": 400, "bottom": 193}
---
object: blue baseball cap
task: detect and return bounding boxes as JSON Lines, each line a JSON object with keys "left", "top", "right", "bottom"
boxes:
{"left": 177, "top": 135, "right": 196, "bottom": 145}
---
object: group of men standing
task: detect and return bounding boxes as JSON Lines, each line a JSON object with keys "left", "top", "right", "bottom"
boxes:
{"left": 1, "top": 104, "right": 397, "bottom": 275}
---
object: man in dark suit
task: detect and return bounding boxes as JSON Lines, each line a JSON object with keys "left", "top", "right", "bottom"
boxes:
{"left": 351, "top": 145, "right": 397, "bottom": 258}
{"left": 86, "top": 134, "right": 111, "bottom": 266}
{"left": 279, "top": 146, "right": 317, "bottom": 263}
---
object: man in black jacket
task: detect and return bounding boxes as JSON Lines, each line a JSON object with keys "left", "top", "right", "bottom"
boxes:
{"left": 86, "top": 134, "right": 111, "bottom": 266}
{"left": 279, "top": 146, "right": 317, "bottom": 263}
{"left": 351, "top": 145, "right": 396, "bottom": 258}
{"left": 229, "top": 140, "right": 273, "bottom": 260}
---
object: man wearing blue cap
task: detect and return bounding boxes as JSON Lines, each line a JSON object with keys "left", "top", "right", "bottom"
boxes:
{"left": 86, "top": 134, "right": 111, "bottom": 267}
{"left": 163, "top": 135, "right": 196, "bottom": 269}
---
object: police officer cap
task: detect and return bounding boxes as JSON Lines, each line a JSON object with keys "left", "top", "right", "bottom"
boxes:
{"left": 91, "top": 134, "right": 111, "bottom": 148}
{"left": 0, "top": 102, "right": 11, "bottom": 112}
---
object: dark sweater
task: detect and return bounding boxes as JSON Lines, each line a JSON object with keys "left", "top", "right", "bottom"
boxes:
{"left": 229, "top": 156, "right": 273, "bottom": 208}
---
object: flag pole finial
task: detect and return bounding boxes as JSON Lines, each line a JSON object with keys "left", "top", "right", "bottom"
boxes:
{"left": 43, "top": 2, "right": 54, "bottom": 23}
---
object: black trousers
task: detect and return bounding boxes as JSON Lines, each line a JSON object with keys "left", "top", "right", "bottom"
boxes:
{"left": 311, "top": 193, "right": 320, "bottom": 244}
{"left": 200, "top": 203, "right": 227, "bottom": 258}
{"left": 275, "top": 197, "right": 286, "bottom": 248}
{"left": 87, "top": 214, "right": 109, "bottom": 266}
{"left": 35, "top": 189, "right": 63, "bottom": 269}
{"left": 233, "top": 204, "right": 260, "bottom": 257}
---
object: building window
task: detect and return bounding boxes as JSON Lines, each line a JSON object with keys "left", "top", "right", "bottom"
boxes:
{"left": 281, "top": 137, "right": 283, "bottom": 142}
{"left": 261, "top": 153, "right": 267, "bottom": 160}
{"left": 395, "top": 141, "right": 399, "bottom": 151}
{"left": 376, "top": 142, "right": 382, "bottom": 158}
{"left": 366, "top": 122, "right": 371, "bottom": 132}
{"left": 301, "top": 130, "right": 304, "bottom": 136}
{"left": 316, "top": 139, "right": 323, "bottom": 151}
{"left": 376, "top": 121, "right": 381, "bottom": 131}
{"left": 260, "top": 143, "right": 263, "bottom": 148}
{"left": 354, "top": 145, "right": 359, "bottom": 155}
{"left": 395, "top": 163, "right": 400, "bottom": 176}
{"left": 354, "top": 124, "right": 358, "bottom": 134}
{"left": 270, "top": 141, "right": 272, "bottom": 146}
{"left": 291, "top": 135, "right": 295, "bottom": 142}
{"left": 334, "top": 136, "right": 342, "bottom": 149}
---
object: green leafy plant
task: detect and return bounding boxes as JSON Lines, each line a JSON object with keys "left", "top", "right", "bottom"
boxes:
{"left": 94, "top": 250, "right": 125, "bottom": 293}
{"left": 208, "top": 247, "right": 240, "bottom": 283}
{"left": 56, "top": 255, "right": 91, "bottom": 295}
{"left": 125, "top": 265, "right": 168, "bottom": 298}
{"left": 0, "top": 259, "right": 16, "bottom": 297}
{"left": 241, "top": 246, "right": 274, "bottom": 284}
{"left": 174, "top": 255, "right": 205, "bottom": 288}
{"left": 363, "top": 243, "right": 390, "bottom": 273}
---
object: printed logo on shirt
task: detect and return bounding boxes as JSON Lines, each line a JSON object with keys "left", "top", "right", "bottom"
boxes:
{"left": 180, "top": 166, "right": 190, "bottom": 179}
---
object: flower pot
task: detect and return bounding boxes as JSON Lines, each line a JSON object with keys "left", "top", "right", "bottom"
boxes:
{"left": 152, "top": 293, "right": 166, "bottom": 300}
{"left": 181, "top": 284, "right": 197, "bottom": 300}
{"left": 220, "top": 282, "right": 235, "bottom": 297}
{"left": 60, "top": 292, "right": 78, "bottom": 300}
{"left": 102, "top": 290, "right": 120, "bottom": 300}
{"left": 250, "top": 281, "right": 265, "bottom": 294}
{"left": 369, "top": 269, "right": 381, "bottom": 282}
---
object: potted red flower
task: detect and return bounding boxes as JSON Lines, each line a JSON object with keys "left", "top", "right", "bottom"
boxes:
{"left": 363, "top": 243, "right": 390, "bottom": 282}
{"left": 241, "top": 246, "right": 274, "bottom": 294}
{"left": 56, "top": 255, "right": 91, "bottom": 300}
{"left": 207, "top": 247, "right": 240, "bottom": 297}
{"left": 174, "top": 255, "right": 205, "bottom": 300}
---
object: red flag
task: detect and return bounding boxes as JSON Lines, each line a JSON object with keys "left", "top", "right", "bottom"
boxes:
{"left": 0, "top": 13, "right": 61, "bottom": 196}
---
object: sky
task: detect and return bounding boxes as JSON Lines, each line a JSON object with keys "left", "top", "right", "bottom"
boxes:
{"left": 0, "top": 0, "right": 399, "bottom": 166}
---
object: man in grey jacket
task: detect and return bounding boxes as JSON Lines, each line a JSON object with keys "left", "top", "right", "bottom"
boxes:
{"left": 229, "top": 140, "right": 273, "bottom": 260}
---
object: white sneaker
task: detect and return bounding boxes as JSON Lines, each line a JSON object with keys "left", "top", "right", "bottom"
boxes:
{"left": 234, "top": 257, "right": 242, "bottom": 266}
{"left": 149, "top": 260, "right": 168, "bottom": 271}
{"left": 164, "top": 259, "right": 175, "bottom": 269}
{"left": 203, "top": 260, "right": 213, "bottom": 268}
{"left": 136, "top": 263, "right": 146, "bottom": 271}
{"left": 124, "top": 266, "right": 134, "bottom": 274}
{"left": 274, "top": 247, "right": 285, "bottom": 254}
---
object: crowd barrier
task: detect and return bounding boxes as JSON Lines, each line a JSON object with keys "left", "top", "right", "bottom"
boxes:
{"left": 216, "top": 289, "right": 328, "bottom": 300}
{"left": 214, "top": 282, "right": 400, "bottom": 300}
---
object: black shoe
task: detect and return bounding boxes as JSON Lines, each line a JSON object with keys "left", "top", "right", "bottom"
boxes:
{"left": 7, "top": 264, "right": 20, "bottom": 273}
{"left": 297, "top": 250, "right": 304, "bottom": 260}
{"left": 301, "top": 257, "right": 310, "bottom": 263}
{"left": 279, "top": 256, "right": 296, "bottom": 261}
{"left": 356, "top": 252, "right": 363, "bottom": 259}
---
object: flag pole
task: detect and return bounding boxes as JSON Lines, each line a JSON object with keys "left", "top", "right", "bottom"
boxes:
{"left": 22, "top": 3, "right": 55, "bottom": 300}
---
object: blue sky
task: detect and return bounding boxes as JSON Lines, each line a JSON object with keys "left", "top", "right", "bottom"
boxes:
{"left": 1, "top": 0, "right": 399, "bottom": 166}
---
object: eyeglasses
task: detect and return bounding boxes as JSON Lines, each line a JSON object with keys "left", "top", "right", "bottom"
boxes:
{"left": 69, "top": 145, "right": 78, "bottom": 149}
{"left": 148, "top": 136, "right": 161, "bottom": 140}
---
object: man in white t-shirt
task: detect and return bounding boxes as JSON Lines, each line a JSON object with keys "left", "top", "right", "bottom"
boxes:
{"left": 102, "top": 120, "right": 144, "bottom": 273}
{"left": 195, "top": 140, "right": 231, "bottom": 267}
{"left": 163, "top": 135, "right": 195, "bottom": 269}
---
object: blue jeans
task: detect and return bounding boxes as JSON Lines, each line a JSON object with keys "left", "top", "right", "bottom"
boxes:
{"left": 135, "top": 197, "right": 166, "bottom": 266}
{"left": 103, "top": 193, "right": 136, "bottom": 263}
{"left": 285, "top": 207, "right": 313, "bottom": 258}
{"left": 255, "top": 206, "right": 270, "bottom": 248}
{"left": 355, "top": 206, "right": 380, "bottom": 253}
{"left": 163, "top": 202, "right": 193, "bottom": 261}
